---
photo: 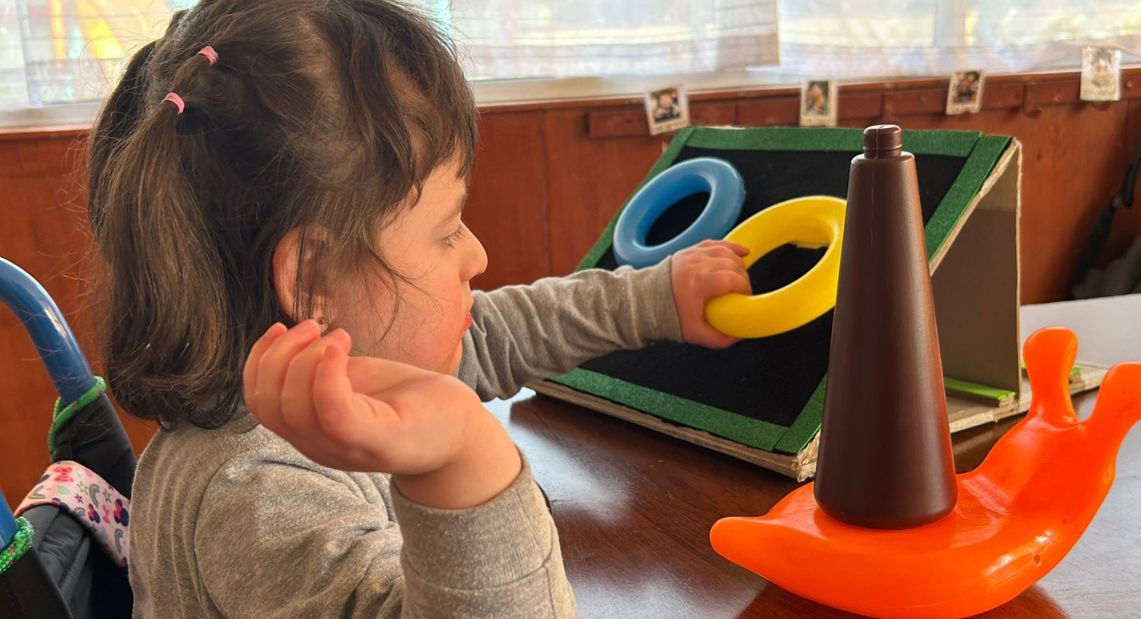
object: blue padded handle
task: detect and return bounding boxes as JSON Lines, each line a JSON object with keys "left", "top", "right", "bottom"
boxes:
{"left": 0, "top": 258, "right": 96, "bottom": 405}
{"left": 0, "top": 489, "right": 16, "bottom": 548}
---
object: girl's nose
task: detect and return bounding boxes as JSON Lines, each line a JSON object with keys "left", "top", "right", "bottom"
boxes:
{"left": 462, "top": 226, "right": 488, "bottom": 282}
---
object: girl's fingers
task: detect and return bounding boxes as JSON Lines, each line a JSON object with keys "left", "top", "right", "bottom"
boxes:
{"left": 249, "top": 321, "right": 321, "bottom": 426}
{"left": 707, "top": 256, "right": 751, "bottom": 276}
{"left": 278, "top": 332, "right": 343, "bottom": 440}
{"left": 314, "top": 344, "right": 367, "bottom": 451}
{"left": 695, "top": 240, "right": 749, "bottom": 258}
{"left": 715, "top": 241, "right": 750, "bottom": 257}
{"left": 704, "top": 269, "right": 752, "bottom": 297}
{"left": 313, "top": 345, "right": 395, "bottom": 456}
{"left": 243, "top": 322, "right": 287, "bottom": 408}
{"left": 312, "top": 345, "right": 353, "bottom": 428}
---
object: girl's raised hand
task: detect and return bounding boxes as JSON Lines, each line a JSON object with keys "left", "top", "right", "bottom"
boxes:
{"left": 243, "top": 321, "right": 521, "bottom": 508}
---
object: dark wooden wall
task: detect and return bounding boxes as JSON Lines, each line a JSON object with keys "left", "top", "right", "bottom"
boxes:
{"left": 4, "top": 70, "right": 1141, "bottom": 502}
{"left": 468, "top": 72, "right": 1141, "bottom": 300}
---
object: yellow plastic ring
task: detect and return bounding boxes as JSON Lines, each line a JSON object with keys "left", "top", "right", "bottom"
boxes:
{"left": 705, "top": 196, "right": 846, "bottom": 339}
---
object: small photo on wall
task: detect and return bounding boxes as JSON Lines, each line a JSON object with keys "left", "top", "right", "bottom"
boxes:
{"left": 800, "top": 80, "right": 837, "bottom": 127}
{"left": 1081, "top": 47, "right": 1121, "bottom": 101}
{"left": 946, "top": 70, "right": 985, "bottom": 115}
{"left": 645, "top": 85, "right": 690, "bottom": 135}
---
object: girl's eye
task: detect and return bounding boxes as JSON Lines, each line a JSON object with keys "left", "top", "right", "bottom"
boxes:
{"left": 442, "top": 223, "right": 466, "bottom": 248}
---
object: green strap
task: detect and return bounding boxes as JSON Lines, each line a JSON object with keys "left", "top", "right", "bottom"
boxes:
{"left": 0, "top": 518, "right": 34, "bottom": 576}
{"left": 48, "top": 376, "right": 107, "bottom": 460}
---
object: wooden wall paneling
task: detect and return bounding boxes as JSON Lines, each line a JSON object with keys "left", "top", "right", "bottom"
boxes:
{"left": 1023, "top": 80, "right": 1081, "bottom": 117}
{"left": 587, "top": 108, "right": 648, "bottom": 139}
{"left": 587, "top": 102, "right": 737, "bottom": 139}
{"left": 1, "top": 135, "right": 157, "bottom": 504}
{"left": 883, "top": 88, "right": 947, "bottom": 117}
{"left": 736, "top": 96, "right": 798, "bottom": 126}
{"left": 838, "top": 91, "right": 883, "bottom": 120}
{"left": 1103, "top": 99, "right": 1141, "bottom": 268}
{"left": 2, "top": 136, "right": 87, "bottom": 504}
{"left": 545, "top": 108, "right": 668, "bottom": 274}
{"left": 1003, "top": 104, "right": 1124, "bottom": 304}
{"left": 690, "top": 102, "right": 737, "bottom": 127}
{"left": 466, "top": 111, "right": 552, "bottom": 290}
{"left": 981, "top": 82, "right": 1024, "bottom": 111}
{"left": 1122, "top": 74, "right": 1141, "bottom": 100}
{"left": 886, "top": 102, "right": 1131, "bottom": 303}
{"left": 554, "top": 75, "right": 1141, "bottom": 301}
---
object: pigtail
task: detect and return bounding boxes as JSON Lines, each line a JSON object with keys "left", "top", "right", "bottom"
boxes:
{"left": 92, "top": 55, "right": 235, "bottom": 427}
{"left": 87, "top": 41, "right": 158, "bottom": 235}
{"left": 88, "top": 9, "right": 195, "bottom": 233}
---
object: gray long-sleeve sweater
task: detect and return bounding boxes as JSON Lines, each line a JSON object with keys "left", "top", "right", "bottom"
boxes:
{"left": 129, "top": 262, "right": 681, "bottom": 618}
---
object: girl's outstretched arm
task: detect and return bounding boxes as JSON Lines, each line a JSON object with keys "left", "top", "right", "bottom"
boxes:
{"left": 458, "top": 240, "right": 749, "bottom": 400}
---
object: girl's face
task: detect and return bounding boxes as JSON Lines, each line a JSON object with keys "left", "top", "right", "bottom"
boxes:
{"left": 335, "top": 160, "right": 487, "bottom": 374}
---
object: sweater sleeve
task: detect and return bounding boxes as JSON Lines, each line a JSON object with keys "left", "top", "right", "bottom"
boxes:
{"left": 457, "top": 260, "right": 683, "bottom": 401}
{"left": 193, "top": 449, "right": 574, "bottom": 618}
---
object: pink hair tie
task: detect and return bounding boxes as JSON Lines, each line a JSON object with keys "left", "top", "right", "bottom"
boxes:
{"left": 162, "top": 92, "right": 186, "bottom": 114}
{"left": 197, "top": 46, "right": 219, "bottom": 65}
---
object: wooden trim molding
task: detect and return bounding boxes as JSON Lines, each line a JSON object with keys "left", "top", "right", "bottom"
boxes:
{"left": 583, "top": 68, "right": 1141, "bottom": 139}
{"left": 0, "top": 125, "right": 89, "bottom": 141}
{"left": 5, "top": 68, "right": 1140, "bottom": 142}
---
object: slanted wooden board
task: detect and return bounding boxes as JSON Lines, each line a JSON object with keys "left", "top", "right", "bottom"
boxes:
{"left": 531, "top": 127, "right": 1096, "bottom": 480}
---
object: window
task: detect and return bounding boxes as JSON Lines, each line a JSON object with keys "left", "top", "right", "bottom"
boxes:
{"left": 781, "top": 0, "right": 1141, "bottom": 78}
{"left": 443, "top": 1, "right": 778, "bottom": 80}
{"left": 0, "top": 0, "right": 1139, "bottom": 122}
{"left": 1, "top": 0, "right": 195, "bottom": 108}
{"left": 0, "top": 0, "right": 778, "bottom": 114}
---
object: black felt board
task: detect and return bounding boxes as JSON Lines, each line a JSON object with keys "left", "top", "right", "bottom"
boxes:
{"left": 583, "top": 147, "right": 964, "bottom": 428}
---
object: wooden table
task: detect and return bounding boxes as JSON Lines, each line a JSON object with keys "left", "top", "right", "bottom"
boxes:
{"left": 486, "top": 295, "right": 1141, "bottom": 618}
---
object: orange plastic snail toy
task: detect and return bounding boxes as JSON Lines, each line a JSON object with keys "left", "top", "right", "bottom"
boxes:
{"left": 711, "top": 125, "right": 1141, "bottom": 618}
{"left": 710, "top": 328, "right": 1141, "bottom": 619}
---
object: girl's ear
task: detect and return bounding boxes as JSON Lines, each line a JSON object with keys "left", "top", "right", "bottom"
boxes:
{"left": 272, "top": 227, "right": 333, "bottom": 325}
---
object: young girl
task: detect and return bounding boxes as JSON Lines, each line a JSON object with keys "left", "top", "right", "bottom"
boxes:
{"left": 87, "top": 1, "right": 751, "bottom": 616}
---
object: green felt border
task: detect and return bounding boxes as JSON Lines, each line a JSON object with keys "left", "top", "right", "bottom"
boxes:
{"left": 773, "top": 377, "right": 828, "bottom": 454}
{"left": 684, "top": 126, "right": 981, "bottom": 157}
{"left": 549, "top": 368, "right": 789, "bottom": 451}
{"left": 924, "top": 135, "right": 1011, "bottom": 259}
{"left": 564, "top": 127, "right": 1013, "bottom": 455}
{"left": 944, "top": 377, "right": 1017, "bottom": 403}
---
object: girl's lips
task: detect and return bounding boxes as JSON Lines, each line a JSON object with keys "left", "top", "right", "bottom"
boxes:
{"left": 462, "top": 313, "right": 473, "bottom": 331}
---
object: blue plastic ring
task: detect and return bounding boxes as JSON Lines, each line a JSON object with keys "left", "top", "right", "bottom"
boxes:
{"left": 612, "top": 157, "right": 746, "bottom": 268}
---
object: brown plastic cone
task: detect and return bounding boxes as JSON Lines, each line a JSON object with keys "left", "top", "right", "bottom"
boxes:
{"left": 813, "top": 125, "right": 958, "bottom": 529}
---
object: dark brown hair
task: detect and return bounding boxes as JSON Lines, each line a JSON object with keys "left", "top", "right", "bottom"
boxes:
{"left": 87, "top": 0, "right": 477, "bottom": 428}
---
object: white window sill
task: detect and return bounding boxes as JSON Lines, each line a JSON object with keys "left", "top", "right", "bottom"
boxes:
{"left": 0, "top": 101, "right": 102, "bottom": 132}
{"left": 0, "top": 69, "right": 799, "bottom": 130}
{"left": 470, "top": 69, "right": 793, "bottom": 105}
